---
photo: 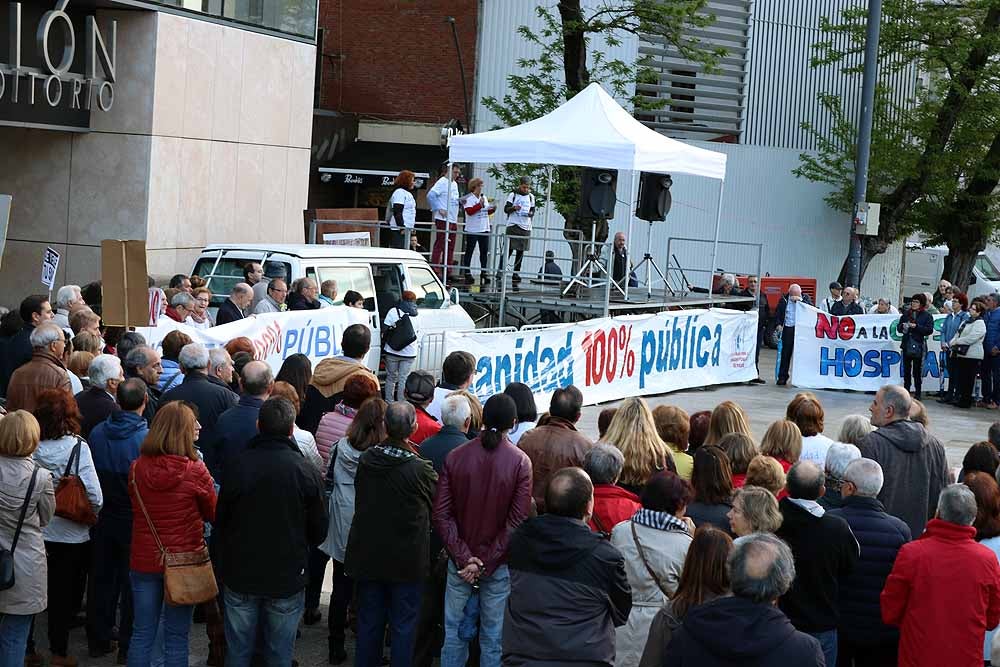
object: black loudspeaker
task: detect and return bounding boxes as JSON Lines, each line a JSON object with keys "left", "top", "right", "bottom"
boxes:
{"left": 635, "top": 172, "right": 673, "bottom": 222}
{"left": 578, "top": 168, "right": 618, "bottom": 220}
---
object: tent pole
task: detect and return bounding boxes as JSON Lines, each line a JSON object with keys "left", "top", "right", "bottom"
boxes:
{"left": 624, "top": 169, "right": 635, "bottom": 301}
{"left": 708, "top": 180, "right": 725, "bottom": 308}
{"left": 541, "top": 165, "right": 553, "bottom": 269}
{"left": 444, "top": 160, "right": 453, "bottom": 286}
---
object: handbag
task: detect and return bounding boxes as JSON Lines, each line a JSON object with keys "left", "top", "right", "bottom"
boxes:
{"left": 54, "top": 438, "right": 98, "bottom": 526}
{"left": 131, "top": 470, "right": 218, "bottom": 606}
{"left": 384, "top": 307, "right": 417, "bottom": 352}
{"left": 0, "top": 467, "right": 40, "bottom": 591}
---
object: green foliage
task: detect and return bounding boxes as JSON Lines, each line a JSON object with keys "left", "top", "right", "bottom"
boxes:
{"left": 794, "top": 0, "right": 1000, "bottom": 281}
{"left": 479, "top": 2, "right": 724, "bottom": 219}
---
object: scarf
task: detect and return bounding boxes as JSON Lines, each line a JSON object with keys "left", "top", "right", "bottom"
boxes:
{"left": 632, "top": 508, "right": 689, "bottom": 533}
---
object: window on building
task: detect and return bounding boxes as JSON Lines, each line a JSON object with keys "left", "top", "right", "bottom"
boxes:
{"left": 669, "top": 70, "right": 696, "bottom": 120}
{"left": 138, "top": 0, "right": 316, "bottom": 40}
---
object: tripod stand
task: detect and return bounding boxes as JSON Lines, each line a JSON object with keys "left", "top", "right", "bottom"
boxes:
{"left": 563, "top": 219, "right": 626, "bottom": 298}
{"left": 631, "top": 218, "right": 675, "bottom": 299}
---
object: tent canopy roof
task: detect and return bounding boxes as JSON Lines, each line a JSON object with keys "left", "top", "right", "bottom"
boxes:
{"left": 448, "top": 83, "right": 727, "bottom": 181}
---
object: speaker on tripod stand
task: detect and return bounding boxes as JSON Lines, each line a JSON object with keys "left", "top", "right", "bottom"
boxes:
{"left": 633, "top": 172, "right": 674, "bottom": 298}
{"left": 563, "top": 168, "right": 621, "bottom": 297}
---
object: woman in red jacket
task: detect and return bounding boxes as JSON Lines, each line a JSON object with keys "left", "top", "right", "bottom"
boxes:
{"left": 128, "top": 402, "right": 216, "bottom": 667}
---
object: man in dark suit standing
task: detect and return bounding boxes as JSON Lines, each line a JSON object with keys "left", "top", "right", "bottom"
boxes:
{"left": 216, "top": 283, "right": 254, "bottom": 326}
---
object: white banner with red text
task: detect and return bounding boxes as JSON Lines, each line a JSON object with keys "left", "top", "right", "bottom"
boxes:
{"left": 136, "top": 307, "right": 372, "bottom": 373}
{"left": 791, "top": 304, "right": 948, "bottom": 392}
{"left": 444, "top": 309, "right": 759, "bottom": 407}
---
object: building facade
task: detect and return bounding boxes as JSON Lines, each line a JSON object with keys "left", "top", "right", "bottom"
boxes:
{"left": 0, "top": 0, "right": 317, "bottom": 303}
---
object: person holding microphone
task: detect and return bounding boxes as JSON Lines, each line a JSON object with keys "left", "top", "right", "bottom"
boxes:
{"left": 461, "top": 178, "right": 496, "bottom": 287}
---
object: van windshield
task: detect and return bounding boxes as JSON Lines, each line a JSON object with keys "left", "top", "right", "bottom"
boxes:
{"left": 977, "top": 254, "right": 1000, "bottom": 281}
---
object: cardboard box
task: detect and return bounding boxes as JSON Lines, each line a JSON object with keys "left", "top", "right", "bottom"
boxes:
{"left": 102, "top": 240, "right": 149, "bottom": 327}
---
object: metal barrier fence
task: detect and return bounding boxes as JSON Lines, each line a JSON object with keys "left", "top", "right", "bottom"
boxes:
{"left": 416, "top": 327, "right": 518, "bottom": 379}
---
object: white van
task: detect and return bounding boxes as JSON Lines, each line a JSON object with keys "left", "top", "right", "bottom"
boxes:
{"left": 902, "top": 246, "right": 1000, "bottom": 301}
{"left": 190, "top": 244, "right": 475, "bottom": 371}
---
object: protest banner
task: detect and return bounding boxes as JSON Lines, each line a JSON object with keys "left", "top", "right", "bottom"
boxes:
{"left": 136, "top": 307, "right": 372, "bottom": 374}
{"left": 792, "top": 304, "right": 948, "bottom": 392}
{"left": 444, "top": 309, "right": 759, "bottom": 407}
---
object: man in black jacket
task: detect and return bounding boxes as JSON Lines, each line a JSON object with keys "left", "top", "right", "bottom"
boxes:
{"left": 827, "top": 458, "right": 911, "bottom": 666}
{"left": 665, "top": 533, "right": 824, "bottom": 666}
{"left": 774, "top": 284, "right": 812, "bottom": 386}
{"left": 0, "top": 294, "right": 53, "bottom": 397}
{"left": 776, "top": 461, "right": 859, "bottom": 667}
{"left": 345, "top": 401, "right": 438, "bottom": 667}
{"left": 831, "top": 286, "right": 865, "bottom": 316}
{"left": 216, "top": 397, "right": 328, "bottom": 666}
{"left": 502, "top": 467, "right": 631, "bottom": 667}
{"left": 160, "top": 342, "right": 237, "bottom": 472}
{"left": 123, "top": 345, "right": 162, "bottom": 425}
{"left": 216, "top": 283, "right": 254, "bottom": 326}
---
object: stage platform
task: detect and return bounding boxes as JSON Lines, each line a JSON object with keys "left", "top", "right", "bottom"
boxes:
{"left": 454, "top": 276, "right": 755, "bottom": 324}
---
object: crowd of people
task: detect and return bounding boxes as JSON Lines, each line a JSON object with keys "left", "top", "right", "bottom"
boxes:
{"left": 2, "top": 282, "right": 1000, "bottom": 667}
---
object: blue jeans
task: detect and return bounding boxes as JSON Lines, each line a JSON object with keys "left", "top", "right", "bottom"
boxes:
{"left": 0, "top": 614, "right": 33, "bottom": 667}
{"left": 440, "top": 563, "right": 509, "bottom": 667}
{"left": 355, "top": 580, "right": 422, "bottom": 667}
{"left": 223, "top": 586, "right": 304, "bottom": 667}
{"left": 809, "top": 629, "right": 837, "bottom": 667}
{"left": 128, "top": 571, "right": 195, "bottom": 667}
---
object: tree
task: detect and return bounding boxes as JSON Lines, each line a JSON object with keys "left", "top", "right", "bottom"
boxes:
{"left": 480, "top": 1, "right": 724, "bottom": 273}
{"left": 794, "top": 1, "right": 1000, "bottom": 290}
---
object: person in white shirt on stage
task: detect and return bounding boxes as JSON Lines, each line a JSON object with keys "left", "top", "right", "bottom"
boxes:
{"left": 461, "top": 178, "right": 496, "bottom": 286}
{"left": 385, "top": 170, "right": 417, "bottom": 250}
{"left": 503, "top": 176, "right": 536, "bottom": 284}
{"left": 428, "top": 163, "right": 462, "bottom": 279}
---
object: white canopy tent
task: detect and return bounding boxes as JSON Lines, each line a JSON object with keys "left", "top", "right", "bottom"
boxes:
{"left": 447, "top": 83, "right": 729, "bottom": 305}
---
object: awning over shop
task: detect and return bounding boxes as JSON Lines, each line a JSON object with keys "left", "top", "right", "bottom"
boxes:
{"left": 318, "top": 140, "right": 447, "bottom": 189}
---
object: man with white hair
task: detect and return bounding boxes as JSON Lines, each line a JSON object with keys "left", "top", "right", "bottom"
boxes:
{"left": 827, "top": 458, "right": 911, "bottom": 665}
{"left": 664, "top": 533, "right": 824, "bottom": 666}
{"left": 5, "top": 321, "right": 71, "bottom": 412}
{"left": 216, "top": 282, "right": 254, "bottom": 325}
{"left": 54, "top": 284, "right": 84, "bottom": 330}
{"left": 818, "top": 442, "right": 861, "bottom": 510}
{"left": 161, "top": 343, "right": 237, "bottom": 471}
{"left": 165, "top": 290, "right": 197, "bottom": 323}
{"left": 208, "top": 347, "right": 235, "bottom": 389}
{"left": 76, "top": 354, "right": 124, "bottom": 438}
{"left": 775, "top": 283, "right": 812, "bottom": 386}
{"left": 831, "top": 286, "right": 864, "bottom": 316}
{"left": 419, "top": 394, "right": 471, "bottom": 474}
{"left": 859, "top": 384, "right": 949, "bottom": 537}
{"left": 882, "top": 484, "right": 1000, "bottom": 667}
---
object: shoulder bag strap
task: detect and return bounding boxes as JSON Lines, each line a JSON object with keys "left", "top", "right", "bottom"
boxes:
{"left": 631, "top": 520, "right": 672, "bottom": 597}
{"left": 130, "top": 467, "right": 167, "bottom": 558}
{"left": 10, "top": 467, "right": 39, "bottom": 555}
{"left": 592, "top": 511, "right": 609, "bottom": 538}
{"left": 63, "top": 438, "right": 82, "bottom": 477}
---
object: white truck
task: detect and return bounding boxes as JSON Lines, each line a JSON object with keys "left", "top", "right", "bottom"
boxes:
{"left": 902, "top": 245, "right": 1000, "bottom": 301}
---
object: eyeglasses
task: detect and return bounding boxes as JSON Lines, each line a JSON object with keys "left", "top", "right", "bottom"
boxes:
{"left": 270, "top": 287, "right": 288, "bottom": 294}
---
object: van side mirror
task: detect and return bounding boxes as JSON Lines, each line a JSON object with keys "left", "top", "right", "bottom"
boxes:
{"left": 970, "top": 274, "right": 978, "bottom": 285}
{"left": 450, "top": 287, "right": 460, "bottom": 306}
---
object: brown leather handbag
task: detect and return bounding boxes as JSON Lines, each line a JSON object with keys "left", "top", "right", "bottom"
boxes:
{"left": 131, "top": 469, "right": 218, "bottom": 606}
{"left": 54, "top": 438, "right": 98, "bottom": 526}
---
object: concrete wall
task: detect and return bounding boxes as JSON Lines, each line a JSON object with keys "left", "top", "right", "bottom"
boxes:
{"left": 0, "top": 9, "right": 314, "bottom": 306}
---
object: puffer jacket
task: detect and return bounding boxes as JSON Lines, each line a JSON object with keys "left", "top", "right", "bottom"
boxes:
{"left": 34, "top": 435, "right": 103, "bottom": 543}
{"left": 611, "top": 515, "right": 691, "bottom": 667}
{"left": 589, "top": 485, "right": 641, "bottom": 535}
{"left": 0, "top": 456, "right": 55, "bottom": 615}
{"left": 315, "top": 403, "right": 356, "bottom": 467}
{"left": 986, "top": 308, "right": 1000, "bottom": 353}
{"left": 319, "top": 437, "right": 364, "bottom": 563}
{"left": 157, "top": 359, "right": 182, "bottom": 393}
{"left": 89, "top": 411, "right": 148, "bottom": 538}
{"left": 299, "top": 358, "right": 376, "bottom": 434}
{"left": 129, "top": 454, "right": 217, "bottom": 574}
{"left": 827, "top": 495, "right": 911, "bottom": 646}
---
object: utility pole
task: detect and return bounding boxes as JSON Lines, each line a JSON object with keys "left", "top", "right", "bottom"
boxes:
{"left": 846, "top": 0, "right": 883, "bottom": 288}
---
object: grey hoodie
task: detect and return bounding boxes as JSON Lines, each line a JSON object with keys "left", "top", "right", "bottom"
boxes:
{"left": 858, "top": 419, "right": 949, "bottom": 537}
{"left": 319, "top": 437, "right": 364, "bottom": 563}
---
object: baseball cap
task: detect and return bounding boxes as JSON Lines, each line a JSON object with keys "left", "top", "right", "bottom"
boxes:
{"left": 404, "top": 371, "right": 436, "bottom": 403}
{"left": 829, "top": 281, "right": 843, "bottom": 290}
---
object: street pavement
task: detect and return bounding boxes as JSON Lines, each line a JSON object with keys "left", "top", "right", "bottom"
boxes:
{"left": 62, "top": 349, "right": 994, "bottom": 665}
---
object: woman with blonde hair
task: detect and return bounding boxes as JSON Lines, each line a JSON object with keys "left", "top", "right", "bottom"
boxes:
{"left": 717, "top": 432, "right": 757, "bottom": 488}
{"left": 760, "top": 419, "right": 803, "bottom": 473}
{"left": 129, "top": 402, "right": 216, "bottom": 667}
{"left": 744, "top": 455, "right": 787, "bottom": 497}
{"left": 603, "top": 397, "right": 675, "bottom": 493}
{"left": 704, "top": 401, "right": 752, "bottom": 447}
{"left": 0, "top": 412, "right": 55, "bottom": 665}
{"left": 727, "top": 486, "right": 783, "bottom": 536}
